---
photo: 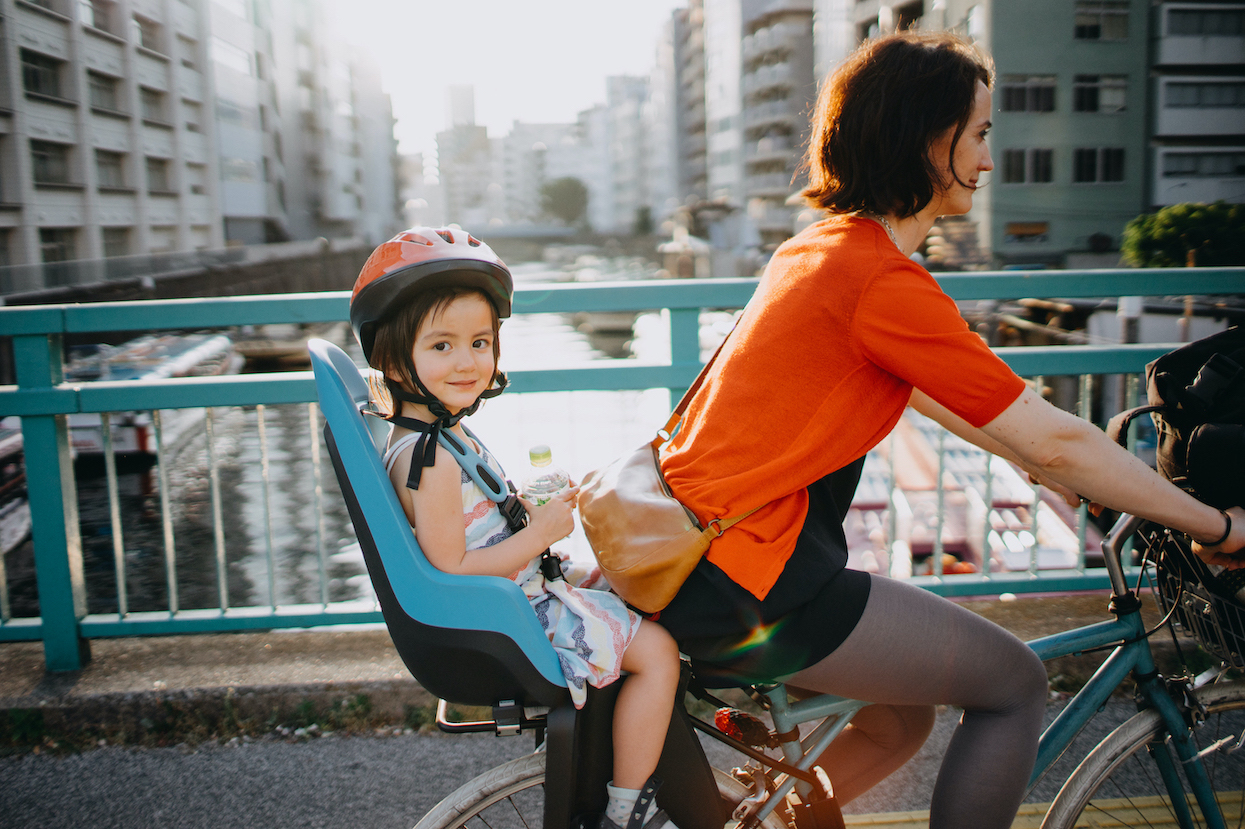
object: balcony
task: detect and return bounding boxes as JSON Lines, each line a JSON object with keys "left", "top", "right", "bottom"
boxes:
{"left": 746, "top": 171, "right": 796, "bottom": 197}
{"left": 743, "top": 99, "right": 797, "bottom": 132}
{"left": 743, "top": 62, "right": 795, "bottom": 98}
{"left": 745, "top": 135, "right": 796, "bottom": 164}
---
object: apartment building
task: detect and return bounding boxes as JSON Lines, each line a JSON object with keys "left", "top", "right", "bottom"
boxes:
{"left": 741, "top": 0, "right": 816, "bottom": 251}
{"left": 2, "top": 0, "right": 398, "bottom": 272}
{"left": 1149, "top": 1, "right": 1245, "bottom": 210}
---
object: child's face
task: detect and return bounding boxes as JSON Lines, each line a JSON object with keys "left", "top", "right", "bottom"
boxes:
{"left": 411, "top": 293, "right": 497, "bottom": 414}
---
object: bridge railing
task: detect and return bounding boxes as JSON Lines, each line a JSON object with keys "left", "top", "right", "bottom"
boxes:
{"left": 2, "top": 269, "right": 1242, "bottom": 671}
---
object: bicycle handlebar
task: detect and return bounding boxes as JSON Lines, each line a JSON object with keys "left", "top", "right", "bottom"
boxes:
{"left": 1101, "top": 513, "right": 1145, "bottom": 597}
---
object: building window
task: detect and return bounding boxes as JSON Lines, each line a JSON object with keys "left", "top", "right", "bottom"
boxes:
{"left": 79, "top": 0, "right": 115, "bottom": 32}
{"left": 31, "top": 140, "right": 72, "bottom": 184}
{"left": 1074, "top": 147, "right": 1125, "bottom": 183}
{"left": 87, "top": 71, "right": 121, "bottom": 111}
{"left": 1002, "top": 148, "right": 1054, "bottom": 183}
{"left": 146, "top": 157, "right": 171, "bottom": 192}
{"left": 185, "top": 162, "right": 208, "bottom": 194}
{"left": 1002, "top": 149, "right": 1026, "bottom": 183}
{"left": 1074, "top": 1, "right": 1129, "bottom": 40}
{"left": 213, "top": 0, "right": 251, "bottom": 20}
{"left": 140, "top": 88, "right": 165, "bottom": 122}
{"left": 183, "top": 99, "right": 202, "bottom": 132}
{"left": 21, "top": 50, "right": 63, "bottom": 99}
{"left": 1166, "top": 82, "right": 1245, "bottom": 109}
{"left": 1163, "top": 152, "right": 1245, "bottom": 177}
{"left": 212, "top": 36, "right": 254, "bottom": 75}
{"left": 132, "top": 15, "right": 162, "bottom": 52}
{"left": 1000, "top": 76, "right": 1056, "bottom": 112}
{"left": 1005, "top": 222, "right": 1050, "bottom": 244}
{"left": 1073, "top": 75, "right": 1127, "bottom": 113}
{"left": 176, "top": 35, "right": 198, "bottom": 70}
{"left": 102, "top": 227, "right": 129, "bottom": 257}
{"left": 0, "top": 230, "right": 11, "bottom": 268}
{"left": 95, "top": 149, "right": 125, "bottom": 188}
{"left": 40, "top": 228, "right": 77, "bottom": 263}
{"left": 221, "top": 158, "right": 258, "bottom": 182}
{"left": 1168, "top": 8, "right": 1245, "bottom": 36}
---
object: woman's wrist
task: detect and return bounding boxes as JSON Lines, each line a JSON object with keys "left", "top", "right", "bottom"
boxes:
{"left": 1194, "top": 509, "right": 1232, "bottom": 547}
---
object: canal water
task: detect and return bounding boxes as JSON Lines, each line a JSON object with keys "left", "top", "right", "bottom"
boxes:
{"left": 7, "top": 266, "right": 729, "bottom": 619}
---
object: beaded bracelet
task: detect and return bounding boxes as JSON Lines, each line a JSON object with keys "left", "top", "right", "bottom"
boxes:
{"left": 1202, "top": 509, "right": 1232, "bottom": 547}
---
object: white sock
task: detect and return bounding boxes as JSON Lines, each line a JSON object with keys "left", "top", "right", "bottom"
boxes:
{"left": 605, "top": 781, "right": 662, "bottom": 827}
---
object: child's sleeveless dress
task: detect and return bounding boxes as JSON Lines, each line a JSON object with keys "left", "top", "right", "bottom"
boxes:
{"left": 384, "top": 431, "right": 641, "bottom": 708}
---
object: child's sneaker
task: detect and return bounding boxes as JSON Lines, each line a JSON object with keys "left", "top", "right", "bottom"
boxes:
{"left": 599, "top": 777, "right": 677, "bottom": 829}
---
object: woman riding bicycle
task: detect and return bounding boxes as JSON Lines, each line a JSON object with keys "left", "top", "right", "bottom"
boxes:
{"left": 655, "top": 31, "right": 1245, "bottom": 828}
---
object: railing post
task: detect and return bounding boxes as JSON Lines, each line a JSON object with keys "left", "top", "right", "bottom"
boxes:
{"left": 669, "top": 307, "right": 701, "bottom": 394}
{"left": 13, "top": 331, "right": 91, "bottom": 670}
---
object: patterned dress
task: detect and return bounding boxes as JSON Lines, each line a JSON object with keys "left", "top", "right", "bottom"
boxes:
{"left": 384, "top": 430, "right": 641, "bottom": 708}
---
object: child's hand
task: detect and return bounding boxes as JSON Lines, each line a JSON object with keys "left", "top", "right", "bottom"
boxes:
{"left": 520, "top": 486, "right": 580, "bottom": 549}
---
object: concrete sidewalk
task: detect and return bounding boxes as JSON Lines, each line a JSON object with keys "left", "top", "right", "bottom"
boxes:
{"left": 0, "top": 592, "right": 1162, "bottom": 828}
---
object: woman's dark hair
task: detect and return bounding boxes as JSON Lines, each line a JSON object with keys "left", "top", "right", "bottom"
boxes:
{"left": 801, "top": 31, "right": 994, "bottom": 218}
{"left": 368, "top": 286, "right": 503, "bottom": 414}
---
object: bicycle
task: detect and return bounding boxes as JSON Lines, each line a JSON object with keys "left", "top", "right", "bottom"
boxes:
{"left": 414, "top": 512, "right": 1245, "bottom": 829}
{"left": 308, "top": 339, "right": 1244, "bottom": 829}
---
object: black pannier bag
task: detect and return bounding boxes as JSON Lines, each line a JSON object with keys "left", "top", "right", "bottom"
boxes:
{"left": 1108, "top": 325, "right": 1245, "bottom": 667}
{"left": 1108, "top": 325, "right": 1245, "bottom": 511}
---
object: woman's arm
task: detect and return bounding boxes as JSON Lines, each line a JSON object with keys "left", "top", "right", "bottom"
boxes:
{"left": 390, "top": 444, "right": 577, "bottom": 577}
{"left": 958, "top": 386, "right": 1245, "bottom": 563}
{"left": 909, "top": 389, "right": 1084, "bottom": 509}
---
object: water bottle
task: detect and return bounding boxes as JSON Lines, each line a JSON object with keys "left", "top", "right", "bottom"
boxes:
{"left": 520, "top": 444, "right": 570, "bottom": 506}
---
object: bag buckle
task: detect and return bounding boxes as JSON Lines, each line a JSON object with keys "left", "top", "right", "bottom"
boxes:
{"left": 707, "top": 518, "right": 725, "bottom": 537}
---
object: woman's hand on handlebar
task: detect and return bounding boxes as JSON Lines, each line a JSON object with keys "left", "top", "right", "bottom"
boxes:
{"left": 1192, "top": 505, "right": 1245, "bottom": 568}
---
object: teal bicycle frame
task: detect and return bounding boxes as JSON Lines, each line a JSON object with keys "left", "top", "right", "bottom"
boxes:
{"left": 699, "top": 512, "right": 1226, "bottom": 828}
{"left": 1027, "top": 512, "right": 1224, "bottom": 828}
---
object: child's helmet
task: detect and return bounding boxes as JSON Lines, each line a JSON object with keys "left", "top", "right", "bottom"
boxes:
{"left": 349, "top": 226, "right": 513, "bottom": 365}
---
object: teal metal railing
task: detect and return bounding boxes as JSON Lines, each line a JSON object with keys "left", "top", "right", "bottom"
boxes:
{"left": 2, "top": 268, "right": 1242, "bottom": 671}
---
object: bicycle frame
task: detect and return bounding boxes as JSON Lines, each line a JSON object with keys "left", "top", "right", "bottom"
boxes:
{"left": 1024, "top": 512, "right": 1227, "bottom": 828}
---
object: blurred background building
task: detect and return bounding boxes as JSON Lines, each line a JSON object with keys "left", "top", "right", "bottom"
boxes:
{"left": 2, "top": 0, "right": 401, "bottom": 271}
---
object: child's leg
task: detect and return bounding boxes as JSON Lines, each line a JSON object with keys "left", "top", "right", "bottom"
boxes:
{"left": 612, "top": 619, "right": 681, "bottom": 790}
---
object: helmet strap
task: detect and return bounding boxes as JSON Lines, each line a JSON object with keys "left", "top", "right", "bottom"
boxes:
{"left": 386, "top": 363, "right": 508, "bottom": 490}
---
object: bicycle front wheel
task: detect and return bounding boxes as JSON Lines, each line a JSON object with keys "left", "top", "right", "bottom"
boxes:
{"left": 413, "top": 751, "right": 790, "bottom": 829}
{"left": 1042, "top": 679, "right": 1245, "bottom": 828}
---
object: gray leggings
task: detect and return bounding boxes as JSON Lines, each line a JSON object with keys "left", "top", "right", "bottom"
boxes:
{"left": 780, "top": 574, "right": 1048, "bottom": 828}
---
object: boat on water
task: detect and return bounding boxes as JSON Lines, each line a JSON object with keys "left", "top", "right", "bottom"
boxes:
{"left": 0, "top": 425, "right": 30, "bottom": 556}
{"left": 64, "top": 333, "right": 244, "bottom": 458}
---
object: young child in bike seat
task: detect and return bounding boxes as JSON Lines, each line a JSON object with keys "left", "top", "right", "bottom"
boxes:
{"left": 349, "top": 227, "right": 682, "bottom": 829}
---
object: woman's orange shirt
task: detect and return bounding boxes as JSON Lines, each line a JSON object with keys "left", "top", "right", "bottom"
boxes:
{"left": 660, "top": 215, "right": 1025, "bottom": 600}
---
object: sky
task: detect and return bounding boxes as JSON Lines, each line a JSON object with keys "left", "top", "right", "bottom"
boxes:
{"left": 327, "top": 0, "right": 686, "bottom": 160}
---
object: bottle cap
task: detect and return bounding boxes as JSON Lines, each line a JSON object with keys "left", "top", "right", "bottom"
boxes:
{"left": 528, "top": 444, "right": 552, "bottom": 466}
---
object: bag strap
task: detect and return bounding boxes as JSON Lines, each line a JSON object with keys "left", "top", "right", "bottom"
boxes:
{"left": 652, "top": 321, "right": 740, "bottom": 449}
{"left": 654, "top": 319, "right": 764, "bottom": 528}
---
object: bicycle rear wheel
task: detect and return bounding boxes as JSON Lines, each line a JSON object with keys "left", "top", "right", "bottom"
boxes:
{"left": 413, "top": 750, "right": 790, "bottom": 829}
{"left": 1042, "top": 680, "right": 1245, "bottom": 828}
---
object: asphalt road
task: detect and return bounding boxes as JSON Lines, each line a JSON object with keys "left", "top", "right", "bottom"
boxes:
{"left": 0, "top": 701, "right": 1143, "bottom": 829}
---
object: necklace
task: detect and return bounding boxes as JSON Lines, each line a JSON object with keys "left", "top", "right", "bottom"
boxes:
{"left": 868, "top": 212, "right": 901, "bottom": 251}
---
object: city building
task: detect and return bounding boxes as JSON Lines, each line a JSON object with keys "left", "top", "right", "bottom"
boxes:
{"left": 1149, "top": 1, "right": 1245, "bottom": 211}
{"left": 1, "top": 0, "right": 399, "bottom": 272}
{"left": 674, "top": 0, "right": 709, "bottom": 207}
{"left": 828, "top": 0, "right": 1244, "bottom": 268}
{"left": 741, "top": 0, "right": 816, "bottom": 252}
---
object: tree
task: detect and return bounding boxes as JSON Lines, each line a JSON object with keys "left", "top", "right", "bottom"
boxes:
{"left": 540, "top": 177, "right": 589, "bottom": 227}
{"left": 1122, "top": 201, "right": 1245, "bottom": 267}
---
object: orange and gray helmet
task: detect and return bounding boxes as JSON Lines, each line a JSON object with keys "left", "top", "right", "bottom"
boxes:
{"left": 349, "top": 226, "right": 513, "bottom": 366}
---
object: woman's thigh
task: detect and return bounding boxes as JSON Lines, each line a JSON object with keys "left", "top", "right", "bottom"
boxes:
{"left": 780, "top": 574, "right": 1047, "bottom": 712}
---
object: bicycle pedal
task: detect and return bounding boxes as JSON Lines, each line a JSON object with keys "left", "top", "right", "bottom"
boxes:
{"left": 714, "top": 707, "right": 773, "bottom": 747}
